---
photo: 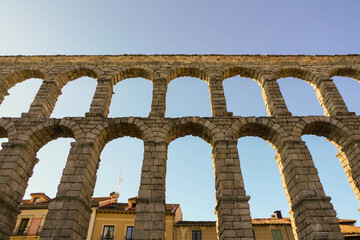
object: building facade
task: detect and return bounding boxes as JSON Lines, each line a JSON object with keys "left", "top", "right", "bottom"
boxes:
{"left": 10, "top": 193, "right": 360, "bottom": 240}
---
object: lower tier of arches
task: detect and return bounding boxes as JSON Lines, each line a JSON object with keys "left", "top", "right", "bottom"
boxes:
{"left": 0, "top": 115, "right": 359, "bottom": 240}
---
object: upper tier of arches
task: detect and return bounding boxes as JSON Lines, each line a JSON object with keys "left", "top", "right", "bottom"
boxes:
{"left": 0, "top": 63, "right": 358, "bottom": 118}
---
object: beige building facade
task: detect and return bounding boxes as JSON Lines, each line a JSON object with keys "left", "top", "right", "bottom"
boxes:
{"left": 10, "top": 193, "right": 360, "bottom": 240}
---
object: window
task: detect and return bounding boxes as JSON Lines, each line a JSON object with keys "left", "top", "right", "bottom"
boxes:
{"left": 101, "top": 225, "right": 114, "bottom": 240}
{"left": 192, "top": 230, "right": 202, "bottom": 240}
{"left": 33, "top": 198, "right": 39, "bottom": 204}
{"left": 271, "top": 229, "right": 283, "bottom": 240}
{"left": 126, "top": 226, "right": 134, "bottom": 240}
{"left": 16, "top": 218, "right": 30, "bottom": 235}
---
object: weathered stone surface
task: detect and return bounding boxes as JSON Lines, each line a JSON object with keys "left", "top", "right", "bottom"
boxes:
{"left": 0, "top": 55, "right": 359, "bottom": 239}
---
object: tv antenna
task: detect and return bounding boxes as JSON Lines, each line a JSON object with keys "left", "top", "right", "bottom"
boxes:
{"left": 116, "top": 166, "right": 124, "bottom": 195}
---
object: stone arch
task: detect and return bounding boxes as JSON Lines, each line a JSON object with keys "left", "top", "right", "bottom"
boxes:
{"left": 53, "top": 66, "right": 100, "bottom": 89}
{"left": 85, "top": 67, "right": 153, "bottom": 118}
{"left": 228, "top": 117, "right": 289, "bottom": 150}
{"left": 46, "top": 66, "right": 100, "bottom": 117}
{"left": 164, "top": 117, "right": 224, "bottom": 146}
{"left": 292, "top": 116, "right": 360, "bottom": 203}
{"left": 221, "top": 65, "right": 267, "bottom": 83}
{"left": 317, "top": 65, "right": 360, "bottom": 116}
{"left": 273, "top": 66, "right": 331, "bottom": 115}
{"left": 22, "top": 119, "right": 81, "bottom": 155}
{"left": 0, "top": 119, "right": 17, "bottom": 141}
{"left": 90, "top": 118, "right": 151, "bottom": 154}
{"left": 229, "top": 117, "right": 343, "bottom": 239}
{"left": 107, "top": 69, "right": 154, "bottom": 117}
{"left": 0, "top": 68, "right": 46, "bottom": 105}
{"left": 292, "top": 116, "right": 355, "bottom": 148}
{"left": 273, "top": 66, "right": 320, "bottom": 84}
{"left": 0, "top": 68, "right": 46, "bottom": 91}
{"left": 164, "top": 117, "right": 252, "bottom": 240}
{"left": 221, "top": 67, "right": 270, "bottom": 116}
{"left": 0, "top": 119, "right": 81, "bottom": 236}
{"left": 165, "top": 68, "right": 212, "bottom": 117}
{"left": 0, "top": 121, "right": 76, "bottom": 240}
{"left": 167, "top": 67, "right": 209, "bottom": 84}
{"left": 112, "top": 66, "right": 154, "bottom": 85}
{"left": 329, "top": 65, "right": 360, "bottom": 82}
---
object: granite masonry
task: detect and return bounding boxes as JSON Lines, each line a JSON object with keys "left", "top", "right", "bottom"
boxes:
{"left": 0, "top": 55, "right": 359, "bottom": 240}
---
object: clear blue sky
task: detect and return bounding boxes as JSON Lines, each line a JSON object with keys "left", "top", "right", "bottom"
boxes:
{"left": 0, "top": 0, "right": 359, "bottom": 225}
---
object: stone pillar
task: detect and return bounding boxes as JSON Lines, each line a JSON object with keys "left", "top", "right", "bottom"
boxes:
{"left": 40, "top": 142, "right": 99, "bottom": 240}
{"left": 337, "top": 140, "right": 360, "bottom": 204}
{"left": 149, "top": 78, "right": 167, "bottom": 117}
{"left": 209, "top": 76, "right": 232, "bottom": 117}
{"left": 315, "top": 79, "right": 353, "bottom": 117}
{"left": 24, "top": 81, "right": 62, "bottom": 118}
{"left": 277, "top": 140, "right": 343, "bottom": 240}
{"left": 0, "top": 142, "right": 37, "bottom": 240}
{"left": 134, "top": 141, "right": 167, "bottom": 240}
{"left": 0, "top": 84, "right": 9, "bottom": 105}
{"left": 86, "top": 77, "right": 114, "bottom": 118}
{"left": 212, "top": 140, "right": 254, "bottom": 240}
{"left": 261, "top": 79, "right": 292, "bottom": 117}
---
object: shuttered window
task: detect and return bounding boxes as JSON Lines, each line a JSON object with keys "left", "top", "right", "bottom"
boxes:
{"left": 271, "top": 229, "right": 283, "bottom": 240}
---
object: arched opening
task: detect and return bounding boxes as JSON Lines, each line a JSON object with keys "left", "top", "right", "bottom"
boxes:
{"left": 51, "top": 76, "right": 97, "bottom": 117}
{"left": 24, "top": 138, "right": 73, "bottom": 198}
{"left": 223, "top": 76, "right": 267, "bottom": 116}
{"left": 165, "top": 77, "right": 212, "bottom": 117}
{"left": 302, "top": 135, "right": 359, "bottom": 225}
{"left": 0, "top": 78, "right": 42, "bottom": 117}
{"left": 166, "top": 136, "right": 215, "bottom": 221}
{"left": 0, "top": 138, "right": 8, "bottom": 150}
{"left": 89, "top": 121, "right": 145, "bottom": 240}
{"left": 237, "top": 137, "right": 290, "bottom": 218}
{"left": 277, "top": 77, "right": 323, "bottom": 116}
{"left": 10, "top": 122, "right": 75, "bottom": 237}
{"left": 108, "top": 78, "right": 152, "bottom": 118}
{"left": 332, "top": 76, "right": 360, "bottom": 115}
{"left": 93, "top": 137, "right": 144, "bottom": 202}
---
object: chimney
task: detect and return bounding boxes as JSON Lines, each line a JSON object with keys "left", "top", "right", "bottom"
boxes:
{"left": 274, "top": 210, "right": 282, "bottom": 219}
{"left": 109, "top": 192, "right": 119, "bottom": 200}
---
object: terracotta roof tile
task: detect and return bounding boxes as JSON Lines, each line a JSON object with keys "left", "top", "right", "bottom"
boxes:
{"left": 340, "top": 224, "right": 360, "bottom": 236}
{"left": 175, "top": 221, "right": 216, "bottom": 226}
{"left": 91, "top": 197, "right": 112, "bottom": 203}
{"left": 30, "top": 192, "right": 51, "bottom": 200}
{"left": 252, "top": 217, "right": 292, "bottom": 225}
{"left": 98, "top": 202, "right": 179, "bottom": 214}
{"left": 339, "top": 219, "right": 357, "bottom": 225}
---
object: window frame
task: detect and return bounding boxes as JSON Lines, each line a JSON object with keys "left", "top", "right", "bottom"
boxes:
{"left": 271, "top": 229, "right": 283, "bottom": 240}
{"left": 16, "top": 218, "right": 30, "bottom": 236}
{"left": 125, "top": 226, "right": 134, "bottom": 240}
{"left": 192, "top": 230, "right": 202, "bottom": 240}
{"left": 101, "top": 225, "right": 115, "bottom": 240}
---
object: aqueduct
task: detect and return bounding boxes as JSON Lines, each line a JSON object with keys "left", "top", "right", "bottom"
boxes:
{"left": 0, "top": 55, "right": 359, "bottom": 240}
